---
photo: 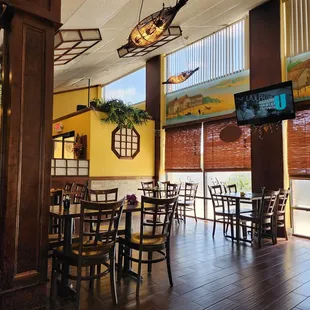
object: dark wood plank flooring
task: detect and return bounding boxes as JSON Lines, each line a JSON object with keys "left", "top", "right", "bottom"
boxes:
{"left": 45, "top": 217, "right": 310, "bottom": 310}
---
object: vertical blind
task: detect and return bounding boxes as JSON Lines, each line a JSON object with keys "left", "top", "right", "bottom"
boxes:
{"left": 204, "top": 120, "right": 251, "bottom": 171}
{"left": 166, "top": 18, "right": 248, "bottom": 93}
{"left": 165, "top": 125, "right": 201, "bottom": 170}
{"left": 284, "top": 0, "right": 310, "bottom": 57}
{"left": 288, "top": 110, "right": 310, "bottom": 176}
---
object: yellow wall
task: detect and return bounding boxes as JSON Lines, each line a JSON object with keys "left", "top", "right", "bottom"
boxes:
{"left": 131, "top": 101, "right": 146, "bottom": 110}
{"left": 89, "top": 111, "right": 155, "bottom": 177}
{"left": 52, "top": 111, "right": 91, "bottom": 159}
{"left": 53, "top": 86, "right": 101, "bottom": 120}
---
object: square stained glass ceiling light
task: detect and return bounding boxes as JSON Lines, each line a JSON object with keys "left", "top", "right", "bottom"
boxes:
{"left": 54, "top": 29, "right": 102, "bottom": 66}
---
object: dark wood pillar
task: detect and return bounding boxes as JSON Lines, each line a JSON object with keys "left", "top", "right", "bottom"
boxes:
{"left": 0, "top": 1, "right": 60, "bottom": 308}
{"left": 250, "top": 0, "right": 284, "bottom": 192}
{"left": 146, "top": 56, "right": 161, "bottom": 181}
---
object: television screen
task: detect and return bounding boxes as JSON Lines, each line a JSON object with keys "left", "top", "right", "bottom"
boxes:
{"left": 234, "top": 81, "right": 295, "bottom": 126}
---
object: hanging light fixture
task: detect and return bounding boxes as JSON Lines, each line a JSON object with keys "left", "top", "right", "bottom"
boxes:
{"left": 127, "top": 0, "right": 188, "bottom": 48}
{"left": 163, "top": 67, "right": 199, "bottom": 84}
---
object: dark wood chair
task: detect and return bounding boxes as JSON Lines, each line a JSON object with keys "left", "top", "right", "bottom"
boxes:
{"left": 239, "top": 188, "right": 280, "bottom": 248}
{"left": 50, "top": 199, "right": 125, "bottom": 309}
{"left": 141, "top": 180, "right": 155, "bottom": 197}
{"left": 208, "top": 185, "right": 235, "bottom": 241}
{"left": 158, "top": 181, "right": 170, "bottom": 198}
{"left": 276, "top": 188, "right": 290, "bottom": 242}
{"left": 178, "top": 182, "right": 199, "bottom": 222}
{"left": 64, "top": 182, "right": 74, "bottom": 192}
{"left": 88, "top": 188, "right": 118, "bottom": 202}
{"left": 73, "top": 182, "right": 88, "bottom": 204}
{"left": 166, "top": 183, "right": 181, "bottom": 223}
{"left": 48, "top": 191, "right": 63, "bottom": 257}
{"left": 118, "top": 195, "right": 178, "bottom": 296}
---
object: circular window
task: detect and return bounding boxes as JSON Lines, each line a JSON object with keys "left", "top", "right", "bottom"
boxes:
{"left": 112, "top": 126, "right": 140, "bottom": 159}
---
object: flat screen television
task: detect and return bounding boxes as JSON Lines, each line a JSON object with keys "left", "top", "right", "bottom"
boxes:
{"left": 234, "top": 81, "right": 295, "bottom": 126}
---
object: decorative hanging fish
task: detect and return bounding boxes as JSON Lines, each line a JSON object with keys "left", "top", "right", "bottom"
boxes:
{"left": 163, "top": 67, "right": 200, "bottom": 84}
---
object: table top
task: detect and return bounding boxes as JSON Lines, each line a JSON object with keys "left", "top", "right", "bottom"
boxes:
{"left": 50, "top": 201, "right": 143, "bottom": 218}
{"left": 212, "top": 192, "right": 263, "bottom": 200}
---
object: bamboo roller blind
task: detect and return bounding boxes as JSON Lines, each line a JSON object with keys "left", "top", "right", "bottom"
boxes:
{"left": 204, "top": 120, "right": 251, "bottom": 171}
{"left": 165, "top": 125, "right": 201, "bottom": 170}
{"left": 288, "top": 110, "right": 310, "bottom": 176}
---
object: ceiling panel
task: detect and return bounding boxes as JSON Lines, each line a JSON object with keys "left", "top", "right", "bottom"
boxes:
{"left": 54, "top": 0, "right": 267, "bottom": 92}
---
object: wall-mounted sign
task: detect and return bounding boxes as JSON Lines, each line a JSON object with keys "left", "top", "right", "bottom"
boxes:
{"left": 53, "top": 122, "right": 63, "bottom": 133}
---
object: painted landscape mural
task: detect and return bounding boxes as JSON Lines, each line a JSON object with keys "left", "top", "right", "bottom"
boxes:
{"left": 165, "top": 70, "right": 250, "bottom": 125}
{"left": 287, "top": 51, "right": 310, "bottom": 102}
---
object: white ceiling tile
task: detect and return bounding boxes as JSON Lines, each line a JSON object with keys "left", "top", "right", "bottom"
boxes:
{"left": 54, "top": 0, "right": 266, "bottom": 92}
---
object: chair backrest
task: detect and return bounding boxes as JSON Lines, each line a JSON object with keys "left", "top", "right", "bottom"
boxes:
{"left": 278, "top": 188, "right": 290, "bottom": 213}
{"left": 158, "top": 181, "right": 170, "bottom": 189}
{"left": 140, "top": 195, "right": 178, "bottom": 244}
{"left": 88, "top": 188, "right": 118, "bottom": 202}
{"left": 183, "top": 182, "right": 198, "bottom": 202}
{"left": 79, "top": 199, "right": 125, "bottom": 252}
{"left": 166, "top": 183, "right": 180, "bottom": 198}
{"left": 141, "top": 180, "right": 155, "bottom": 197}
{"left": 259, "top": 188, "right": 280, "bottom": 219}
{"left": 50, "top": 189, "right": 63, "bottom": 206}
{"left": 208, "top": 185, "right": 225, "bottom": 210}
{"left": 226, "top": 184, "right": 237, "bottom": 193}
{"left": 73, "top": 182, "right": 88, "bottom": 203}
{"left": 64, "top": 182, "right": 74, "bottom": 192}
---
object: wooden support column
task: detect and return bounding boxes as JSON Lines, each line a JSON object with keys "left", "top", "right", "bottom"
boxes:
{"left": 146, "top": 56, "right": 161, "bottom": 181}
{"left": 250, "top": 0, "right": 284, "bottom": 192}
{"left": 0, "top": 1, "right": 60, "bottom": 308}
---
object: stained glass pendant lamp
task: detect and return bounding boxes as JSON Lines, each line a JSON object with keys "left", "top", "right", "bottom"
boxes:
{"left": 125, "top": 0, "right": 188, "bottom": 49}
{"left": 163, "top": 67, "right": 199, "bottom": 84}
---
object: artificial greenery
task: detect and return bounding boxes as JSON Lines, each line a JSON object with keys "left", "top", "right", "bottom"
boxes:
{"left": 91, "top": 98, "right": 151, "bottom": 128}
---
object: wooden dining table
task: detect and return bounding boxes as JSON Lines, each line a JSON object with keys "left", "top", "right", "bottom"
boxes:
{"left": 49, "top": 201, "right": 143, "bottom": 297}
{"left": 212, "top": 192, "right": 263, "bottom": 243}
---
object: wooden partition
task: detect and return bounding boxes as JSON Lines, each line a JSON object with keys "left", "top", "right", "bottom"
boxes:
{"left": 0, "top": 1, "right": 60, "bottom": 308}
{"left": 249, "top": 0, "right": 284, "bottom": 192}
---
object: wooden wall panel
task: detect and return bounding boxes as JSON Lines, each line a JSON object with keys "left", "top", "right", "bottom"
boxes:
{"left": 249, "top": 0, "right": 284, "bottom": 192}
{"left": 17, "top": 26, "right": 45, "bottom": 273}
{"left": 0, "top": 7, "right": 55, "bottom": 293}
{"left": 3, "top": 0, "right": 60, "bottom": 24}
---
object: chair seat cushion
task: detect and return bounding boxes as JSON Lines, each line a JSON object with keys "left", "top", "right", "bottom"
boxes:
{"left": 130, "top": 232, "right": 166, "bottom": 246}
{"left": 49, "top": 234, "right": 62, "bottom": 241}
{"left": 55, "top": 240, "right": 110, "bottom": 258}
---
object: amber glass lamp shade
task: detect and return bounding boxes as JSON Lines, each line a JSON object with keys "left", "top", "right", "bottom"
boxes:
{"left": 163, "top": 67, "right": 199, "bottom": 84}
{"left": 126, "top": 0, "right": 188, "bottom": 48}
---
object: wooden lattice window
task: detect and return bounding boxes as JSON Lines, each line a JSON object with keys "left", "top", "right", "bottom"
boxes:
{"left": 112, "top": 127, "right": 140, "bottom": 159}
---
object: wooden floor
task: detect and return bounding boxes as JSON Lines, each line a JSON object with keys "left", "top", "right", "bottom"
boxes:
{"left": 46, "top": 217, "right": 310, "bottom": 310}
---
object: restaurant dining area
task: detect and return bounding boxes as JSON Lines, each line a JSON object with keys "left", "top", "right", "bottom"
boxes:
{"left": 1, "top": 0, "right": 310, "bottom": 309}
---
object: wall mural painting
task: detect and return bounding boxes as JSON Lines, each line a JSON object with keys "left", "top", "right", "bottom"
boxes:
{"left": 165, "top": 70, "right": 250, "bottom": 125}
{"left": 287, "top": 51, "right": 310, "bottom": 102}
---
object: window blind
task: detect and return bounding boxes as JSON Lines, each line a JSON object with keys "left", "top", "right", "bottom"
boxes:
{"left": 166, "top": 18, "right": 248, "bottom": 93}
{"left": 284, "top": 0, "right": 310, "bottom": 57}
{"left": 288, "top": 110, "right": 310, "bottom": 176}
{"left": 204, "top": 120, "right": 251, "bottom": 171}
{"left": 165, "top": 125, "right": 201, "bottom": 171}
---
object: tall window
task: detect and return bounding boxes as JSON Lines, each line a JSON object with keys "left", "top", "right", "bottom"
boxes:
{"left": 284, "top": 0, "right": 310, "bottom": 57}
{"left": 103, "top": 67, "right": 146, "bottom": 105}
{"left": 166, "top": 18, "right": 248, "bottom": 93}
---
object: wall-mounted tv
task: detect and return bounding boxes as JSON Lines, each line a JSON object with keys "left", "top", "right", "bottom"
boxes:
{"left": 234, "top": 81, "right": 295, "bottom": 126}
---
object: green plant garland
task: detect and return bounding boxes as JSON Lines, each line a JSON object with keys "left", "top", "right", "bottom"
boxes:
{"left": 91, "top": 98, "right": 151, "bottom": 128}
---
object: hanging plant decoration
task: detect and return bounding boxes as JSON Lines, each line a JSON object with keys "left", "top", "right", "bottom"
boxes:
{"left": 93, "top": 99, "right": 151, "bottom": 128}
{"left": 163, "top": 67, "right": 199, "bottom": 84}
